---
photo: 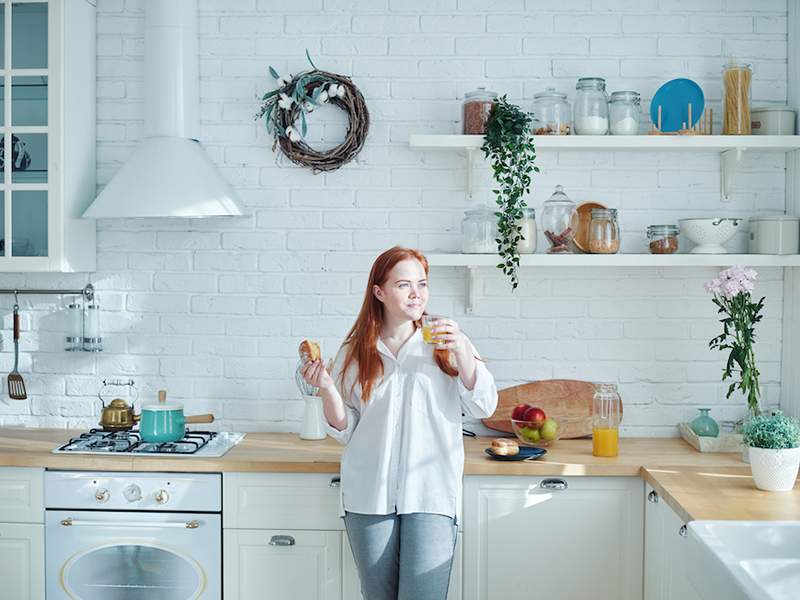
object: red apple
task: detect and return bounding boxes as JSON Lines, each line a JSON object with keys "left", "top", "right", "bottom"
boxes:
{"left": 523, "top": 406, "right": 546, "bottom": 428}
{"left": 511, "top": 403, "right": 530, "bottom": 421}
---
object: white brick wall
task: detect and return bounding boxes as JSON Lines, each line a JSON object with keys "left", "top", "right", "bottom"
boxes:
{"left": 0, "top": 0, "right": 789, "bottom": 436}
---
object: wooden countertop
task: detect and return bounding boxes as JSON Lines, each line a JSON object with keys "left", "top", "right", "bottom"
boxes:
{"left": 1, "top": 428, "right": 797, "bottom": 522}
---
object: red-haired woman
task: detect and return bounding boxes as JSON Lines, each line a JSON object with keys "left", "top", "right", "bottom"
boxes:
{"left": 301, "top": 246, "right": 498, "bottom": 600}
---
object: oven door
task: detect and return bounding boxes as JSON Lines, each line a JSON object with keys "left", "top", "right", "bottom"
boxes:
{"left": 45, "top": 510, "right": 220, "bottom": 600}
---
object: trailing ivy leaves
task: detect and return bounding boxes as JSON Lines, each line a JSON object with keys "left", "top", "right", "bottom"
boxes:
{"left": 481, "top": 96, "right": 538, "bottom": 290}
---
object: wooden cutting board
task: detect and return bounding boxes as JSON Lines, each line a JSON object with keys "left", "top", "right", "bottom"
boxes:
{"left": 482, "top": 380, "right": 617, "bottom": 438}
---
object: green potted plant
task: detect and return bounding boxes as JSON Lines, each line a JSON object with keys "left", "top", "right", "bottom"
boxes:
{"left": 481, "top": 96, "right": 539, "bottom": 290}
{"left": 742, "top": 412, "right": 800, "bottom": 492}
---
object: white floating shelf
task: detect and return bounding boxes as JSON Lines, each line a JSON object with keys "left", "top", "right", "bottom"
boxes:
{"left": 410, "top": 134, "right": 800, "bottom": 200}
{"left": 428, "top": 253, "right": 800, "bottom": 313}
{"left": 427, "top": 253, "right": 800, "bottom": 268}
{"left": 409, "top": 134, "right": 800, "bottom": 152}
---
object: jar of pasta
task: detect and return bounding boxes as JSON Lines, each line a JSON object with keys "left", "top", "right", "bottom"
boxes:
{"left": 588, "top": 208, "right": 620, "bottom": 254}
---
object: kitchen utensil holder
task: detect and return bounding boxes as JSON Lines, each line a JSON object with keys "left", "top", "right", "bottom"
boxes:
{"left": 649, "top": 104, "right": 712, "bottom": 135}
{"left": 0, "top": 284, "right": 100, "bottom": 352}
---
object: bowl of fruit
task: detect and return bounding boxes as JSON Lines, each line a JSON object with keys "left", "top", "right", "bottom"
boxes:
{"left": 509, "top": 404, "right": 562, "bottom": 447}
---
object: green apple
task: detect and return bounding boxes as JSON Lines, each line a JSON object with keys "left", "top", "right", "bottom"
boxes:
{"left": 540, "top": 418, "right": 558, "bottom": 441}
{"left": 522, "top": 428, "right": 540, "bottom": 443}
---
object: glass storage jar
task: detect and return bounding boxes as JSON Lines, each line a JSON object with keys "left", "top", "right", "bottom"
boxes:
{"left": 516, "top": 207, "right": 537, "bottom": 254}
{"left": 462, "top": 87, "right": 497, "bottom": 135}
{"left": 531, "top": 88, "right": 571, "bottom": 135}
{"left": 592, "top": 383, "right": 621, "bottom": 457}
{"left": 647, "top": 224, "right": 679, "bottom": 254}
{"left": 609, "top": 91, "right": 640, "bottom": 135}
{"left": 541, "top": 185, "right": 578, "bottom": 254}
{"left": 573, "top": 77, "right": 609, "bottom": 135}
{"left": 462, "top": 206, "right": 498, "bottom": 254}
{"left": 588, "top": 208, "right": 620, "bottom": 254}
{"left": 722, "top": 63, "right": 752, "bottom": 135}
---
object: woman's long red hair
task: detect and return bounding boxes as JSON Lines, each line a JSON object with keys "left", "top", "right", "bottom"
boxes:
{"left": 340, "top": 246, "right": 458, "bottom": 403}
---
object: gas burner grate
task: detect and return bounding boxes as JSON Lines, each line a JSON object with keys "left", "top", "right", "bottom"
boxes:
{"left": 54, "top": 429, "right": 218, "bottom": 454}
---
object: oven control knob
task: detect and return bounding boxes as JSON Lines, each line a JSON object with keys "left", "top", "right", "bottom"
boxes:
{"left": 154, "top": 489, "right": 170, "bottom": 505}
{"left": 123, "top": 484, "right": 142, "bottom": 503}
{"left": 95, "top": 488, "right": 110, "bottom": 503}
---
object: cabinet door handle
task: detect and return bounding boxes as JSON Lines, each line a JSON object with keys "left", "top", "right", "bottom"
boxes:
{"left": 678, "top": 525, "right": 687, "bottom": 538}
{"left": 330, "top": 476, "right": 341, "bottom": 488}
{"left": 647, "top": 490, "right": 659, "bottom": 503}
{"left": 540, "top": 478, "right": 568, "bottom": 490}
{"left": 269, "top": 535, "right": 296, "bottom": 546}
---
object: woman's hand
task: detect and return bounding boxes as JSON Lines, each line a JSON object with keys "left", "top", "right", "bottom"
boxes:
{"left": 430, "top": 318, "right": 470, "bottom": 359}
{"left": 301, "top": 359, "right": 335, "bottom": 392}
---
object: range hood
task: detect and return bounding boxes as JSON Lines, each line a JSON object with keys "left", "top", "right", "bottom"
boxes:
{"left": 83, "top": 0, "right": 243, "bottom": 218}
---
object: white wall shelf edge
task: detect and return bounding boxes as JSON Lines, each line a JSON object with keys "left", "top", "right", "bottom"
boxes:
{"left": 428, "top": 253, "right": 800, "bottom": 314}
{"left": 409, "top": 134, "right": 800, "bottom": 201}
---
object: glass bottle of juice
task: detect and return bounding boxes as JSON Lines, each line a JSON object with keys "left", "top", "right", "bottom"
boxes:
{"left": 592, "top": 383, "right": 621, "bottom": 457}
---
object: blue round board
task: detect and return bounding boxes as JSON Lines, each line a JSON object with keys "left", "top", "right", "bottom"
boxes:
{"left": 484, "top": 446, "right": 547, "bottom": 461}
{"left": 650, "top": 78, "right": 704, "bottom": 132}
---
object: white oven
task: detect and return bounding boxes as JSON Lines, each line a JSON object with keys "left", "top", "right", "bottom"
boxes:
{"left": 45, "top": 471, "right": 221, "bottom": 600}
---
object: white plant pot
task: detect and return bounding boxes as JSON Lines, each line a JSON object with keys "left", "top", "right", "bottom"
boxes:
{"left": 748, "top": 446, "right": 800, "bottom": 492}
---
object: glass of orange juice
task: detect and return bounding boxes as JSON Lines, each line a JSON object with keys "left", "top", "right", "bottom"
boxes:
{"left": 592, "top": 383, "right": 621, "bottom": 457}
{"left": 421, "top": 314, "right": 446, "bottom": 347}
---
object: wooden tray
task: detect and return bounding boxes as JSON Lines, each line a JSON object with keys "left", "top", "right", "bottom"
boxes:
{"left": 679, "top": 423, "right": 743, "bottom": 453}
{"left": 482, "top": 379, "right": 604, "bottom": 438}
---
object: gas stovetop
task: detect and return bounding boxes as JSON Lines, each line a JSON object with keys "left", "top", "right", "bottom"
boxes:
{"left": 51, "top": 429, "right": 245, "bottom": 457}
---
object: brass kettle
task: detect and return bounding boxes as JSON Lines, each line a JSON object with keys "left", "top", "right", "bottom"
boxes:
{"left": 99, "top": 398, "right": 140, "bottom": 431}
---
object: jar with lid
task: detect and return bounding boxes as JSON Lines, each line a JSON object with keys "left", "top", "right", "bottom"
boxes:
{"left": 462, "top": 206, "right": 498, "bottom": 254}
{"left": 573, "top": 77, "right": 608, "bottom": 135}
{"left": 462, "top": 87, "right": 497, "bottom": 135}
{"left": 647, "top": 224, "right": 679, "bottom": 254}
{"left": 516, "top": 207, "right": 537, "bottom": 254}
{"left": 531, "top": 88, "right": 571, "bottom": 135}
{"left": 588, "top": 208, "right": 620, "bottom": 254}
{"left": 722, "top": 63, "right": 752, "bottom": 135}
{"left": 541, "top": 185, "right": 577, "bottom": 254}
{"left": 608, "top": 91, "right": 640, "bottom": 135}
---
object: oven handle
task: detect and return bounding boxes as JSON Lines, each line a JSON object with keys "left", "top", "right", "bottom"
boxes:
{"left": 60, "top": 517, "right": 201, "bottom": 529}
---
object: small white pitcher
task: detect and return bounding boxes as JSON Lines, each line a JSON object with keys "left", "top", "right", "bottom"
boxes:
{"left": 300, "top": 394, "right": 327, "bottom": 440}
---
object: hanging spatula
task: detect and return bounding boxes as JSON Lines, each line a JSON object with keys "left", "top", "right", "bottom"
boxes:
{"left": 7, "top": 303, "right": 26, "bottom": 400}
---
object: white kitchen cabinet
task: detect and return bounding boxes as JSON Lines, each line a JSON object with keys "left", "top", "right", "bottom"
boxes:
{"left": 0, "top": 467, "right": 44, "bottom": 600}
{"left": 341, "top": 530, "right": 463, "bottom": 600}
{"left": 463, "top": 475, "right": 644, "bottom": 600}
{"left": 643, "top": 483, "right": 702, "bottom": 600}
{"left": 224, "top": 528, "right": 342, "bottom": 600}
{"left": 0, "top": 0, "right": 96, "bottom": 272}
{"left": 0, "top": 522, "right": 44, "bottom": 600}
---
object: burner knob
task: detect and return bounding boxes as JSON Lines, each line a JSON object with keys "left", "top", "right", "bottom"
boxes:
{"left": 123, "top": 484, "right": 142, "bottom": 503}
{"left": 154, "top": 489, "right": 170, "bottom": 505}
{"left": 95, "top": 488, "right": 110, "bottom": 503}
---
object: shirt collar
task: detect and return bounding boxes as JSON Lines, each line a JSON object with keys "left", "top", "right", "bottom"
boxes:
{"left": 376, "top": 326, "right": 422, "bottom": 362}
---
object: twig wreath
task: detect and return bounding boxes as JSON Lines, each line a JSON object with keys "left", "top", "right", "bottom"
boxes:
{"left": 255, "top": 52, "right": 370, "bottom": 172}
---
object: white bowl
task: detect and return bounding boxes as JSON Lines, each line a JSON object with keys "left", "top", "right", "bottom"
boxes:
{"left": 679, "top": 218, "right": 743, "bottom": 254}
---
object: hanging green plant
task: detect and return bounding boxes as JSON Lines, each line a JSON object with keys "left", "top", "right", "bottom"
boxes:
{"left": 481, "top": 96, "right": 539, "bottom": 289}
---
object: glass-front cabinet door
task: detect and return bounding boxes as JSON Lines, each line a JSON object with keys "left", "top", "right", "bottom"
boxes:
{"left": 1, "top": 1, "right": 49, "bottom": 262}
{"left": 0, "top": 0, "right": 95, "bottom": 271}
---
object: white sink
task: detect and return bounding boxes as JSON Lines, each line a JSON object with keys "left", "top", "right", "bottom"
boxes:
{"left": 687, "top": 521, "right": 800, "bottom": 600}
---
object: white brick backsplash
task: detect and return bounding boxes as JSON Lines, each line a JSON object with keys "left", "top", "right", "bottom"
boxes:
{"left": 2, "top": 1, "right": 786, "bottom": 433}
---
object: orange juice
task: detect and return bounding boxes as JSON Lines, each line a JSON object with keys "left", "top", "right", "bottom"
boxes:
{"left": 592, "top": 427, "right": 619, "bottom": 457}
{"left": 422, "top": 325, "right": 437, "bottom": 344}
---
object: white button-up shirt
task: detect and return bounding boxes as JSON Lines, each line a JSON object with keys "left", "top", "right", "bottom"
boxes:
{"left": 325, "top": 328, "right": 498, "bottom": 524}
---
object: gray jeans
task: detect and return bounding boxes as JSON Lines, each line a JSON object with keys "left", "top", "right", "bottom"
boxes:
{"left": 344, "top": 511, "right": 458, "bottom": 600}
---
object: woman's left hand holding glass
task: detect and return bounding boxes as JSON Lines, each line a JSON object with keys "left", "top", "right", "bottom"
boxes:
{"left": 430, "top": 318, "right": 470, "bottom": 358}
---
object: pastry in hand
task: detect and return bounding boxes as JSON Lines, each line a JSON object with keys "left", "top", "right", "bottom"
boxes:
{"left": 491, "top": 438, "right": 519, "bottom": 456}
{"left": 299, "top": 340, "right": 321, "bottom": 364}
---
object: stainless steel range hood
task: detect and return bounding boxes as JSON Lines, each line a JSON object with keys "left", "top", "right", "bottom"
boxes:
{"left": 83, "top": 0, "right": 243, "bottom": 219}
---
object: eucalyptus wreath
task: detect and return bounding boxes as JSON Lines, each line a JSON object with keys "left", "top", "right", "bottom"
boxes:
{"left": 255, "top": 52, "right": 369, "bottom": 172}
{"left": 481, "top": 96, "right": 539, "bottom": 289}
